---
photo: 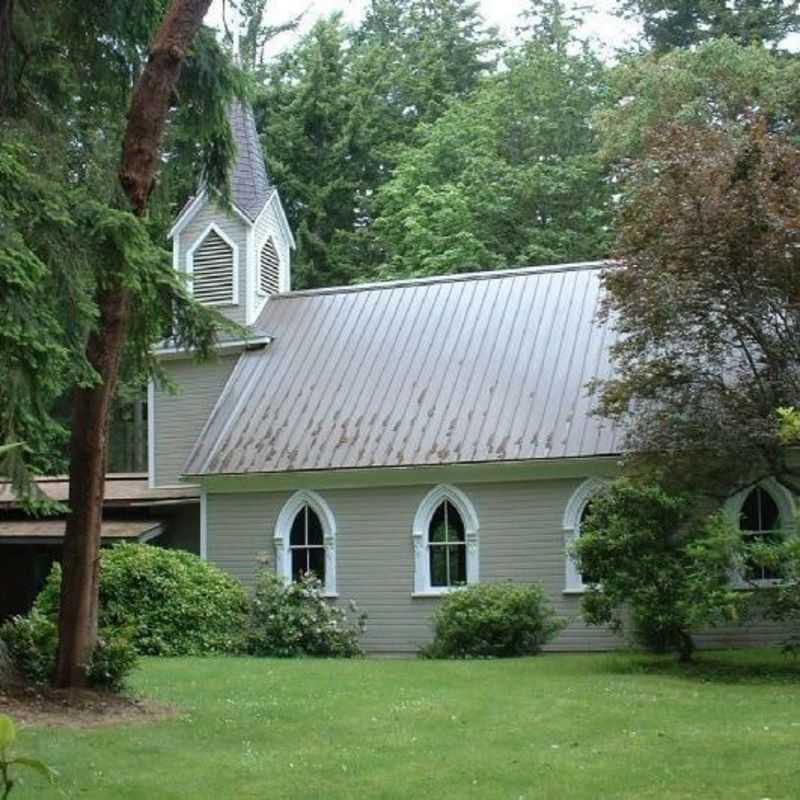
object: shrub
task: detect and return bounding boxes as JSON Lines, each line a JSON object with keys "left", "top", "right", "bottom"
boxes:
{"left": 246, "top": 571, "right": 366, "bottom": 657}
{"left": 575, "top": 479, "right": 748, "bottom": 661}
{"left": 422, "top": 582, "right": 565, "bottom": 658}
{"left": 87, "top": 629, "right": 138, "bottom": 692}
{"left": 0, "top": 610, "right": 57, "bottom": 685}
{"left": 0, "top": 611, "right": 136, "bottom": 690}
{"left": 37, "top": 543, "right": 249, "bottom": 656}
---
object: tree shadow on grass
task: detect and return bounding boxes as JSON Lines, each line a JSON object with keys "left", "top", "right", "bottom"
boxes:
{"left": 599, "top": 649, "right": 800, "bottom": 685}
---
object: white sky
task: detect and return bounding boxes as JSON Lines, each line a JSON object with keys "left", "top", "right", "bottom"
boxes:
{"left": 206, "top": 0, "right": 642, "bottom": 59}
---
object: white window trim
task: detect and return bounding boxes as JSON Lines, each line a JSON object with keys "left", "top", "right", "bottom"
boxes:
{"left": 274, "top": 490, "right": 337, "bottom": 597}
{"left": 185, "top": 221, "right": 239, "bottom": 307}
{"left": 256, "top": 236, "right": 281, "bottom": 298}
{"left": 724, "top": 478, "right": 796, "bottom": 588}
{"left": 412, "top": 484, "right": 479, "bottom": 597}
{"left": 563, "top": 477, "right": 608, "bottom": 594}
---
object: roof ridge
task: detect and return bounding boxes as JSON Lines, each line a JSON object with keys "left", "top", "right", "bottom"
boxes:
{"left": 272, "top": 261, "right": 614, "bottom": 299}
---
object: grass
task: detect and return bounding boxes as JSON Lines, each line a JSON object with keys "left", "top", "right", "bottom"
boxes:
{"left": 12, "top": 649, "right": 800, "bottom": 799}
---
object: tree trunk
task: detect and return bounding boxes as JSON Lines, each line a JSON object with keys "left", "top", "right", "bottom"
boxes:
{"left": 0, "top": 0, "right": 14, "bottom": 112}
{"left": 677, "top": 631, "right": 695, "bottom": 664}
{"left": 53, "top": 0, "right": 214, "bottom": 688}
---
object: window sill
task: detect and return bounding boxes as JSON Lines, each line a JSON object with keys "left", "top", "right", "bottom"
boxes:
{"left": 322, "top": 592, "right": 339, "bottom": 599}
{"left": 412, "top": 589, "right": 459, "bottom": 598}
{"left": 562, "top": 588, "right": 586, "bottom": 595}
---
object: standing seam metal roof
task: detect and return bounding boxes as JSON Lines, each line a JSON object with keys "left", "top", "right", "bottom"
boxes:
{"left": 184, "top": 262, "right": 622, "bottom": 476}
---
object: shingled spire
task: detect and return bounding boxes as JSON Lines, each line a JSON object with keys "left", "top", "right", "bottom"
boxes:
{"left": 169, "top": 97, "right": 295, "bottom": 327}
{"left": 228, "top": 100, "right": 272, "bottom": 221}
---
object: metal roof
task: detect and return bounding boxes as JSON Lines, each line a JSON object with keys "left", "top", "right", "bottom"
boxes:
{"left": 184, "top": 262, "right": 623, "bottom": 477}
{"left": 228, "top": 101, "right": 272, "bottom": 221}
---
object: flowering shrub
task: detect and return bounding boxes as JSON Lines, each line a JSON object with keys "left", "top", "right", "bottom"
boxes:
{"left": 246, "top": 571, "right": 366, "bottom": 657}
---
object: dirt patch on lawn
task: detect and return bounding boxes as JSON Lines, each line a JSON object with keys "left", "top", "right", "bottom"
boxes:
{"left": 0, "top": 685, "right": 178, "bottom": 729}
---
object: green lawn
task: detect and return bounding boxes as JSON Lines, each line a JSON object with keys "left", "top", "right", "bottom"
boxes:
{"left": 12, "top": 650, "right": 800, "bottom": 799}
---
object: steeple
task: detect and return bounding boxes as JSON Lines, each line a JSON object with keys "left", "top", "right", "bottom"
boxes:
{"left": 228, "top": 101, "right": 272, "bottom": 221}
{"left": 168, "top": 100, "right": 295, "bottom": 327}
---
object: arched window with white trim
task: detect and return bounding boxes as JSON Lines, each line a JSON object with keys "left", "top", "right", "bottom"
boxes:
{"left": 274, "top": 490, "right": 337, "bottom": 596}
{"left": 725, "top": 479, "right": 795, "bottom": 585}
{"left": 563, "top": 478, "right": 607, "bottom": 593}
{"left": 412, "top": 485, "right": 479, "bottom": 595}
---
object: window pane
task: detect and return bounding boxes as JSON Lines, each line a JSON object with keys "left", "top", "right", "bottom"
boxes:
{"left": 446, "top": 502, "right": 465, "bottom": 542}
{"left": 290, "top": 509, "right": 306, "bottom": 547}
{"left": 308, "top": 547, "right": 326, "bottom": 583}
{"left": 307, "top": 507, "right": 324, "bottom": 545}
{"left": 430, "top": 546, "right": 448, "bottom": 586}
{"left": 740, "top": 487, "right": 780, "bottom": 532}
{"left": 759, "top": 489, "right": 780, "bottom": 531}
{"left": 449, "top": 544, "right": 466, "bottom": 584}
{"left": 429, "top": 503, "right": 447, "bottom": 543}
{"left": 291, "top": 548, "right": 307, "bottom": 581}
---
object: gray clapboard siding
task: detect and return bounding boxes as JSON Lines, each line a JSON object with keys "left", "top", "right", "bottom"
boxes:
{"left": 180, "top": 201, "right": 249, "bottom": 325}
{"left": 152, "top": 355, "right": 239, "bottom": 486}
{"left": 206, "top": 477, "right": 791, "bottom": 654}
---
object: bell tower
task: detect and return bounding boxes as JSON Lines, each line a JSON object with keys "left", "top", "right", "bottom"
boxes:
{"left": 167, "top": 101, "right": 295, "bottom": 327}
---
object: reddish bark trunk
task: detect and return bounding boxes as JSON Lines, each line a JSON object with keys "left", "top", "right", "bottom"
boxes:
{"left": 54, "top": 0, "right": 214, "bottom": 688}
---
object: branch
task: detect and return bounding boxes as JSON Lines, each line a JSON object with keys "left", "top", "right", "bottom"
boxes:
{"left": 119, "top": 0, "right": 215, "bottom": 216}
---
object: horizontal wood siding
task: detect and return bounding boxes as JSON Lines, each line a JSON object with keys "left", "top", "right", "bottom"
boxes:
{"left": 181, "top": 201, "right": 248, "bottom": 325}
{"left": 153, "top": 355, "right": 238, "bottom": 486}
{"left": 205, "top": 478, "right": 791, "bottom": 654}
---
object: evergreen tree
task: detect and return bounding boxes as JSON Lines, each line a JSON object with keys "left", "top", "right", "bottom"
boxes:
{"left": 618, "top": 0, "right": 800, "bottom": 52}
{"left": 257, "top": 0, "right": 499, "bottom": 288}
{"left": 366, "top": 15, "right": 612, "bottom": 277}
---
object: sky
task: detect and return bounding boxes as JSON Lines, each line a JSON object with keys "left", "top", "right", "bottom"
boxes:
{"left": 205, "top": 0, "right": 642, "bottom": 58}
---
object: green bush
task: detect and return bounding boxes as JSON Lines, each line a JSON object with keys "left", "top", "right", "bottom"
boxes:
{"left": 0, "top": 610, "right": 57, "bottom": 685}
{"left": 37, "top": 543, "right": 249, "bottom": 656}
{"left": 87, "top": 629, "right": 138, "bottom": 692}
{"left": 422, "top": 582, "right": 565, "bottom": 658}
{"left": 576, "top": 479, "right": 748, "bottom": 661}
{"left": 246, "top": 571, "right": 366, "bottom": 657}
{"left": 0, "top": 611, "right": 136, "bottom": 690}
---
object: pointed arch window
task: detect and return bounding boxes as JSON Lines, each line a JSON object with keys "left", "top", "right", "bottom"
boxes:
{"left": 258, "top": 237, "right": 281, "bottom": 295}
{"left": 563, "top": 478, "right": 607, "bottom": 593}
{"left": 275, "top": 491, "right": 337, "bottom": 596}
{"left": 188, "top": 224, "right": 237, "bottom": 305}
{"left": 413, "top": 485, "right": 479, "bottom": 596}
{"left": 725, "top": 479, "right": 795, "bottom": 586}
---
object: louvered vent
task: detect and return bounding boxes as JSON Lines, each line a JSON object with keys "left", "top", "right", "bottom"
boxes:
{"left": 259, "top": 238, "right": 281, "bottom": 295}
{"left": 192, "top": 230, "right": 235, "bottom": 304}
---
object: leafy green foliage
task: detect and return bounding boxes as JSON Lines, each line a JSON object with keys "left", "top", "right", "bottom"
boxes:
{"left": 422, "top": 582, "right": 564, "bottom": 658}
{"left": 87, "top": 630, "right": 139, "bottom": 693}
{"left": 0, "top": 611, "right": 57, "bottom": 686}
{"left": 0, "top": 1, "right": 246, "bottom": 490}
{"left": 368, "top": 18, "right": 612, "bottom": 278}
{"left": 747, "top": 537, "right": 800, "bottom": 651}
{"left": 0, "top": 713, "right": 56, "bottom": 799}
{"left": 597, "top": 39, "right": 800, "bottom": 166}
{"left": 617, "top": 0, "right": 800, "bottom": 52}
{"left": 246, "top": 571, "right": 366, "bottom": 657}
{"left": 0, "top": 610, "right": 136, "bottom": 690}
{"left": 575, "top": 480, "right": 748, "bottom": 660}
{"left": 258, "top": 0, "right": 499, "bottom": 287}
{"left": 36, "top": 545, "right": 249, "bottom": 656}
